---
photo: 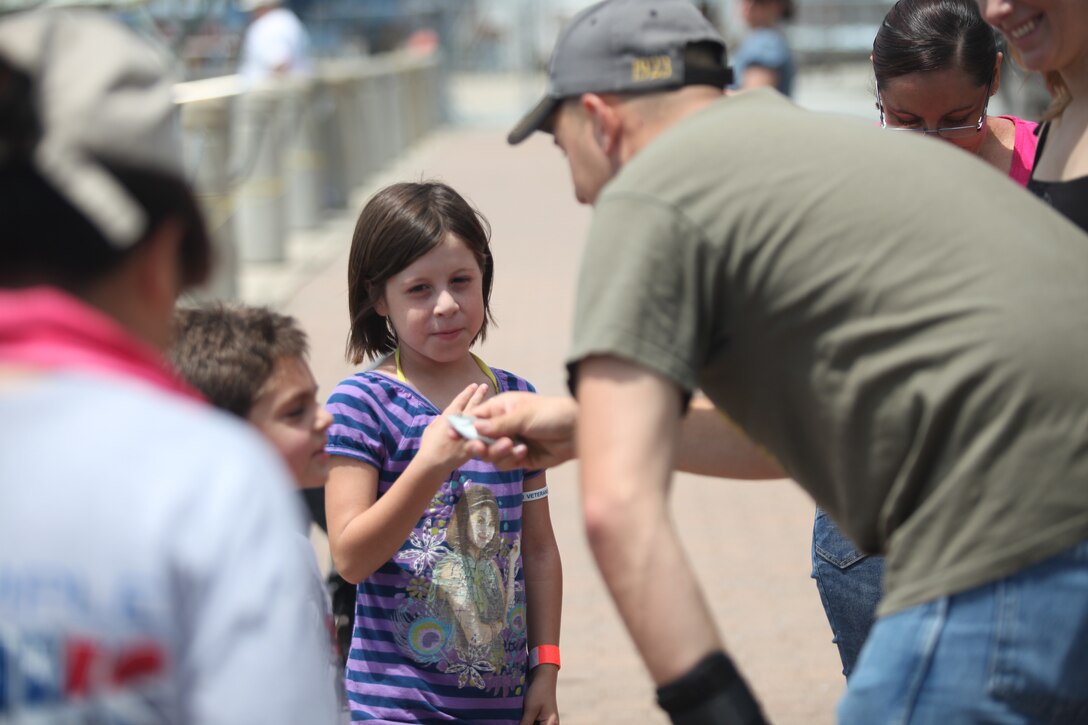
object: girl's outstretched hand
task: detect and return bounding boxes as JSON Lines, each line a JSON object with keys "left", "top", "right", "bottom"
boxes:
{"left": 417, "top": 383, "right": 490, "bottom": 473}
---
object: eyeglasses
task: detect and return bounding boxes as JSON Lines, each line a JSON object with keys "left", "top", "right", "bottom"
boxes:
{"left": 877, "top": 81, "right": 991, "bottom": 140}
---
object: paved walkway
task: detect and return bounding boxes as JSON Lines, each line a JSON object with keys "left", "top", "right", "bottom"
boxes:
{"left": 246, "top": 67, "right": 895, "bottom": 724}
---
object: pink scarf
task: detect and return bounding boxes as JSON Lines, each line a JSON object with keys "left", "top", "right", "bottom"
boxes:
{"left": 0, "top": 286, "right": 202, "bottom": 402}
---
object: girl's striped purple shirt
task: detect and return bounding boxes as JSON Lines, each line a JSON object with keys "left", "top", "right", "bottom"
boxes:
{"left": 326, "top": 366, "right": 542, "bottom": 724}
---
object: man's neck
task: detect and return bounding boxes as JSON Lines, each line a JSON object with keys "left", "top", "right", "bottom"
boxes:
{"left": 620, "top": 87, "right": 724, "bottom": 165}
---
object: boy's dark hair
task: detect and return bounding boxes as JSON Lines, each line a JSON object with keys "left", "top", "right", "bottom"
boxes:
{"left": 345, "top": 181, "right": 495, "bottom": 365}
{"left": 873, "top": 0, "right": 997, "bottom": 89}
{"left": 171, "top": 304, "right": 309, "bottom": 418}
{"left": 0, "top": 58, "right": 211, "bottom": 293}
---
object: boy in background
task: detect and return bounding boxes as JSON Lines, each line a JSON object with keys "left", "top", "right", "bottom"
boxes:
{"left": 170, "top": 304, "right": 347, "bottom": 712}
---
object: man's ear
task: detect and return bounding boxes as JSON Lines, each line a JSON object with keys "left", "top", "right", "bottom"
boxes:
{"left": 582, "top": 93, "right": 621, "bottom": 155}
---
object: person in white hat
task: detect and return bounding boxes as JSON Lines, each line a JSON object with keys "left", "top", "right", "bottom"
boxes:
{"left": 238, "top": 0, "right": 312, "bottom": 86}
{"left": 468, "top": 0, "right": 1088, "bottom": 722}
{"left": 0, "top": 10, "right": 340, "bottom": 721}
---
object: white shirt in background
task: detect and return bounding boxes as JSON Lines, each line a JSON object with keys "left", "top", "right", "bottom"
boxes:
{"left": 239, "top": 7, "right": 312, "bottom": 86}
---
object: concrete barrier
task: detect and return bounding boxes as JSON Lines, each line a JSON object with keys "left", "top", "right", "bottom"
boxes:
{"left": 282, "top": 78, "right": 323, "bottom": 230}
{"left": 177, "top": 75, "right": 242, "bottom": 299}
{"left": 353, "top": 63, "right": 386, "bottom": 183}
{"left": 313, "top": 82, "right": 348, "bottom": 210}
{"left": 173, "top": 51, "right": 442, "bottom": 297}
{"left": 233, "top": 87, "right": 287, "bottom": 263}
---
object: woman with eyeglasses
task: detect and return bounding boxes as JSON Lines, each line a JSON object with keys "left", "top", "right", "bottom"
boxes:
{"left": 810, "top": 0, "right": 1040, "bottom": 683}
{"left": 978, "top": 0, "right": 1088, "bottom": 232}
{"left": 875, "top": 0, "right": 1039, "bottom": 179}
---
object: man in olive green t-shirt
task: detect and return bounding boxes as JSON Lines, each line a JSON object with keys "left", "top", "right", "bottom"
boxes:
{"left": 466, "top": 1, "right": 1088, "bottom": 723}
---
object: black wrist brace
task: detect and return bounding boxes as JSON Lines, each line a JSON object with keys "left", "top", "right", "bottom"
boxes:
{"left": 655, "top": 652, "right": 769, "bottom": 725}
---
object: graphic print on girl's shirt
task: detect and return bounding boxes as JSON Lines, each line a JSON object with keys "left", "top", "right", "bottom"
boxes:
{"left": 395, "top": 477, "right": 524, "bottom": 693}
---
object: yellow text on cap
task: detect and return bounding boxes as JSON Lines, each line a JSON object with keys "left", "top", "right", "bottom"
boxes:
{"left": 631, "top": 55, "right": 673, "bottom": 82}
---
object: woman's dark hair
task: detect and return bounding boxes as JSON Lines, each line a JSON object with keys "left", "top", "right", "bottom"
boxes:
{"left": 345, "top": 181, "right": 495, "bottom": 365}
{"left": 0, "top": 58, "right": 211, "bottom": 292}
{"left": 0, "top": 160, "right": 211, "bottom": 292}
{"left": 873, "top": 0, "right": 997, "bottom": 88}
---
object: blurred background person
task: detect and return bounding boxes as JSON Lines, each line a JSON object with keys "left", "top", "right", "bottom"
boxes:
{"left": 0, "top": 10, "right": 339, "bottom": 721}
{"left": 729, "top": 0, "right": 795, "bottom": 95}
{"left": 238, "top": 0, "right": 312, "bottom": 86}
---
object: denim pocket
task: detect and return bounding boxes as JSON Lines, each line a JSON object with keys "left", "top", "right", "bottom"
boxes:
{"left": 988, "top": 541, "right": 1088, "bottom": 723}
{"left": 813, "top": 508, "right": 869, "bottom": 569}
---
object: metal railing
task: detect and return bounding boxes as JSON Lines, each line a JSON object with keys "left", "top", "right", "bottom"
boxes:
{"left": 174, "top": 49, "right": 442, "bottom": 298}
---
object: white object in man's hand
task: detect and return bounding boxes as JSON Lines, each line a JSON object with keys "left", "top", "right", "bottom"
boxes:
{"left": 447, "top": 414, "right": 498, "bottom": 445}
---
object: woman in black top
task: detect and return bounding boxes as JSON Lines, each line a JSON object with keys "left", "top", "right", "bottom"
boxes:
{"left": 1028, "top": 122, "right": 1088, "bottom": 231}
{"left": 979, "top": 0, "right": 1088, "bottom": 231}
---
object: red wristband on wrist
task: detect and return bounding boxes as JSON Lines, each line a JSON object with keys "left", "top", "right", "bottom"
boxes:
{"left": 529, "top": 644, "right": 561, "bottom": 670}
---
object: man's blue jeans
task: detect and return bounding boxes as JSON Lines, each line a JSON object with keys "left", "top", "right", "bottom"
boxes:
{"left": 811, "top": 508, "right": 883, "bottom": 677}
{"left": 838, "top": 539, "right": 1088, "bottom": 724}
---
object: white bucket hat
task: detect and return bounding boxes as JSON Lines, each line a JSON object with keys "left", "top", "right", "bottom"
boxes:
{"left": 0, "top": 9, "right": 187, "bottom": 248}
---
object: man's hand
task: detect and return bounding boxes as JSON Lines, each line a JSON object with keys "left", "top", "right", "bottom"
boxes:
{"left": 464, "top": 392, "right": 579, "bottom": 470}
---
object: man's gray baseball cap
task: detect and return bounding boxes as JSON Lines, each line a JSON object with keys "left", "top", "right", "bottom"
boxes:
{"left": 0, "top": 9, "right": 196, "bottom": 249}
{"left": 507, "top": 0, "right": 731, "bottom": 145}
